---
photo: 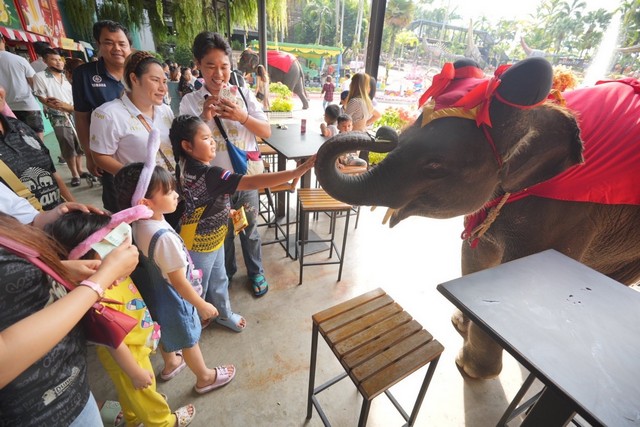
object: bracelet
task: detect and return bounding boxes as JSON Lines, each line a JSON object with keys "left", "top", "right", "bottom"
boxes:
{"left": 79, "top": 279, "right": 105, "bottom": 298}
{"left": 240, "top": 112, "right": 249, "bottom": 125}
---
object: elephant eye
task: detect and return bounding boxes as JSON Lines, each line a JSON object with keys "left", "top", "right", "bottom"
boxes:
{"left": 421, "top": 160, "right": 446, "bottom": 179}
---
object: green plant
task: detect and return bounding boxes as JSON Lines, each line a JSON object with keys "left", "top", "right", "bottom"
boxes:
{"left": 269, "top": 82, "right": 292, "bottom": 98}
{"left": 369, "top": 107, "right": 417, "bottom": 165}
{"left": 270, "top": 97, "right": 294, "bottom": 112}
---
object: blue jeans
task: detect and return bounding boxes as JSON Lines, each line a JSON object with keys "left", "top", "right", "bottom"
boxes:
{"left": 69, "top": 392, "right": 101, "bottom": 427}
{"left": 225, "top": 190, "right": 264, "bottom": 278}
{"left": 190, "top": 248, "right": 233, "bottom": 318}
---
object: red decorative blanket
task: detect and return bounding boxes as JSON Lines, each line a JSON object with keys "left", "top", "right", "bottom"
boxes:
{"left": 463, "top": 79, "right": 640, "bottom": 245}
{"left": 267, "top": 50, "right": 297, "bottom": 74}
{"left": 522, "top": 79, "right": 640, "bottom": 205}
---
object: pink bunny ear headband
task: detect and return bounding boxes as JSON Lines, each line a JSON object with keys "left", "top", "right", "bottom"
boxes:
{"left": 68, "top": 205, "right": 153, "bottom": 260}
{"left": 131, "top": 128, "right": 162, "bottom": 206}
{"left": 69, "top": 130, "right": 161, "bottom": 260}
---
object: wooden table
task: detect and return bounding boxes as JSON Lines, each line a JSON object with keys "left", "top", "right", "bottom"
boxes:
{"left": 437, "top": 250, "right": 640, "bottom": 427}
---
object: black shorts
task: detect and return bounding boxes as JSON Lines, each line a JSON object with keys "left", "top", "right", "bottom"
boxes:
{"left": 13, "top": 110, "right": 45, "bottom": 133}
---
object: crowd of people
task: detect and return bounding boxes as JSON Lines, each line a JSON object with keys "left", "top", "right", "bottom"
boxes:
{"left": 0, "top": 13, "right": 389, "bottom": 424}
{"left": 0, "top": 19, "right": 317, "bottom": 427}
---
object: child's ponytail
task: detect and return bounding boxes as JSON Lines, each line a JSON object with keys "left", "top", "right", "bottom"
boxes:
{"left": 169, "top": 115, "right": 206, "bottom": 195}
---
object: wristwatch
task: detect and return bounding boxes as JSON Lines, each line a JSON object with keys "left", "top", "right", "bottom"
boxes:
{"left": 79, "top": 279, "right": 105, "bottom": 298}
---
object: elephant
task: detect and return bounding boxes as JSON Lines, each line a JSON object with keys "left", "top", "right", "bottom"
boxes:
{"left": 315, "top": 57, "right": 640, "bottom": 380}
{"left": 237, "top": 49, "right": 310, "bottom": 110}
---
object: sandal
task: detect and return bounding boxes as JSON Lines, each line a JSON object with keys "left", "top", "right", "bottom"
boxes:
{"left": 80, "top": 172, "right": 96, "bottom": 181}
{"left": 99, "top": 400, "right": 124, "bottom": 427}
{"left": 70, "top": 177, "right": 81, "bottom": 187}
{"left": 215, "top": 312, "right": 246, "bottom": 332}
{"left": 174, "top": 404, "right": 196, "bottom": 427}
{"left": 250, "top": 274, "right": 269, "bottom": 297}
{"left": 160, "top": 353, "right": 187, "bottom": 381}
{"left": 194, "top": 365, "right": 236, "bottom": 394}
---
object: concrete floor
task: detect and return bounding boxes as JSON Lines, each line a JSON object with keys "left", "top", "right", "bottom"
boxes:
{"left": 47, "top": 95, "right": 544, "bottom": 426}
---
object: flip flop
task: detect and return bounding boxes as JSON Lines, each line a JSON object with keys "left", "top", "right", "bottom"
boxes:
{"left": 215, "top": 312, "right": 246, "bottom": 332}
{"left": 160, "top": 353, "right": 187, "bottom": 381}
{"left": 193, "top": 365, "right": 236, "bottom": 394}
{"left": 174, "top": 404, "right": 196, "bottom": 427}
{"left": 99, "top": 400, "right": 124, "bottom": 427}
{"left": 250, "top": 274, "right": 269, "bottom": 297}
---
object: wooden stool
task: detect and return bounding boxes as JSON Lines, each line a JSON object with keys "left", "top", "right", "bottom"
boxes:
{"left": 307, "top": 288, "right": 444, "bottom": 426}
{"left": 296, "top": 188, "right": 352, "bottom": 285}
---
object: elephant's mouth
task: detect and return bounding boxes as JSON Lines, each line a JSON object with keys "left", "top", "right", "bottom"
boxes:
{"left": 383, "top": 205, "right": 418, "bottom": 228}
{"left": 383, "top": 198, "right": 460, "bottom": 228}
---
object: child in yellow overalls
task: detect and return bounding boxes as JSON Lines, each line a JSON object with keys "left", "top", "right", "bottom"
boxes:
{"left": 46, "top": 207, "right": 196, "bottom": 427}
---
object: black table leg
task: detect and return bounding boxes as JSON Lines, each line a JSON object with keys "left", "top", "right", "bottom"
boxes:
{"left": 521, "top": 386, "right": 575, "bottom": 427}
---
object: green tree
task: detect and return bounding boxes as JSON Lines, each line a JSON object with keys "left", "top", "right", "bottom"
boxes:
{"left": 576, "top": 9, "right": 612, "bottom": 59}
{"left": 307, "top": 0, "right": 334, "bottom": 44}
{"left": 550, "top": 0, "right": 587, "bottom": 55}
{"left": 396, "top": 30, "right": 419, "bottom": 60}
{"left": 383, "top": 0, "right": 415, "bottom": 82}
{"left": 621, "top": 0, "right": 640, "bottom": 47}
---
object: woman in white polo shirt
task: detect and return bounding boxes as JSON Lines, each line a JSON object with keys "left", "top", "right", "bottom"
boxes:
{"left": 89, "top": 51, "right": 175, "bottom": 213}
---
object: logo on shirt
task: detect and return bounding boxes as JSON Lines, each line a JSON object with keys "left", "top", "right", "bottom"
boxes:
{"left": 41, "top": 366, "right": 80, "bottom": 406}
{"left": 92, "top": 75, "right": 103, "bottom": 83}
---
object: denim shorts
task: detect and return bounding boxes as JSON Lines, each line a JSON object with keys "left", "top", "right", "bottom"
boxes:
{"left": 69, "top": 392, "right": 102, "bottom": 427}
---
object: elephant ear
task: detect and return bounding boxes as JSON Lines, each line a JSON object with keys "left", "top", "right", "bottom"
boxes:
{"left": 495, "top": 57, "right": 553, "bottom": 107}
{"left": 496, "top": 59, "right": 583, "bottom": 192}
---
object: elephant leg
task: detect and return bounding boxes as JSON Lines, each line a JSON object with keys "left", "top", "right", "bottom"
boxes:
{"left": 455, "top": 320, "right": 504, "bottom": 380}
{"left": 451, "top": 309, "right": 470, "bottom": 338}
{"left": 295, "top": 82, "right": 309, "bottom": 109}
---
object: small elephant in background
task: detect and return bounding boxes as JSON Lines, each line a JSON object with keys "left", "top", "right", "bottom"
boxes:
{"left": 238, "top": 49, "right": 310, "bottom": 110}
{"left": 314, "top": 57, "right": 640, "bottom": 380}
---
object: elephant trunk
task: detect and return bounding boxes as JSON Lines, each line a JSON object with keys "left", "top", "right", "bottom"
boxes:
{"left": 316, "top": 127, "right": 402, "bottom": 208}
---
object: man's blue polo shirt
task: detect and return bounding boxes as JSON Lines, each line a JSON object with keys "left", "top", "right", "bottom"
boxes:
{"left": 72, "top": 58, "right": 124, "bottom": 112}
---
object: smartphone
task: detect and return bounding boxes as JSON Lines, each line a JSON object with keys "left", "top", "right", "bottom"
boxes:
{"left": 218, "top": 85, "right": 238, "bottom": 103}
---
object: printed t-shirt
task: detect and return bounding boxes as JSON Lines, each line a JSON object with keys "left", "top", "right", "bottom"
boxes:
{"left": 0, "top": 250, "right": 89, "bottom": 426}
{"left": 0, "top": 115, "right": 61, "bottom": 210}
{"left": 179, "top": 157, "right": 242, "bottom": 252}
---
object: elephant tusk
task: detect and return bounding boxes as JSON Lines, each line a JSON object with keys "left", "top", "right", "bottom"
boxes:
{"left": 382, "top": 207, "right": 395, "bottom": 225}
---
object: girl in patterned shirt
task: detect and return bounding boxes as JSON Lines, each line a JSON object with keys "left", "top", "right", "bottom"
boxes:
{"left": 169, "top": 114, "right": 314, "bottom": 332}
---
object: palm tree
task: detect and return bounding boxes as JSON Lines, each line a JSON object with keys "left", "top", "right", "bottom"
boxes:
{"left": 307, "top": 0, "right": 333, "bottom": 45}
{"left": 550, "top": 0, "right": 587, "bottom": 55}
{"left": 383, "top": 0, "right": 415, "bottom": 82}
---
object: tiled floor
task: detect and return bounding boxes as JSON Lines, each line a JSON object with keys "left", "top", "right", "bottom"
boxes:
{"left": 46, "top": 96, "right": 542, "bottom": 426}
